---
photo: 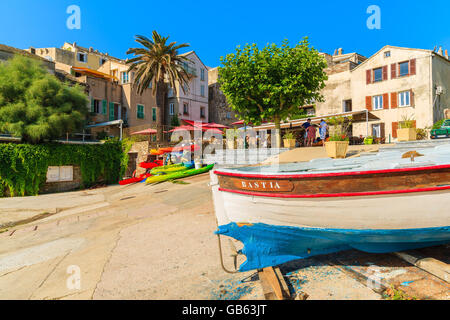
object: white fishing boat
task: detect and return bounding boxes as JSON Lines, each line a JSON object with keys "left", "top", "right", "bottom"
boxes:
{"left": 210, "top": 143, "right": 450, "bottom": 272}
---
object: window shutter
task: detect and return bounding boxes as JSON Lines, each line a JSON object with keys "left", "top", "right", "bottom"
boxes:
{"left": 109, "top": 102, "right": 115, "bottom": 121}
{"left": 392, "top": 122, "right": 398, "bottom": 138}
{"left": 410, "top": 89, "right": 415, "bottom": 107}
{"left": 366, "top": 96, "right": 372, "bottom": 111}
{"left": 380, "top": 123, "right": 385, "bottom": 138}
{"left": 410, "top": 59, "right": 416, "bottom": 75}
{"left": 391, "top": 92, "right": 398, "bottom": 108}
{"left": 383, "top": 93, "right": 389, "bottom": 109}
{"left": 412, "top": 120, "right": 416, "bottom": 128}
{"left": 90, "top": 98, "right": 95, "bottom": 113}
{"left": 366, "top": 70, "right": 372, "bottom": 84}
{"left": 102, "top": 100, "right": 107, "bottom": 114}
{"left": 391, "top": 63, "right": 397, "bottom": 79}
{"left": 382, "top": 66, "right": 388, "bottom": 81}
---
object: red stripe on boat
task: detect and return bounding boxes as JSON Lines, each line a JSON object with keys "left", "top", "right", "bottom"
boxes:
{"left": 213, "top": 164, "right": 450, "bottom": 179}
{"left": 218, "top": 185, "right": 450, "bottom": 198}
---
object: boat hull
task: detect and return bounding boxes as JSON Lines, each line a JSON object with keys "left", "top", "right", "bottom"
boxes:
{"left": 211, "top": 172, "right": 450, "bottom": 271}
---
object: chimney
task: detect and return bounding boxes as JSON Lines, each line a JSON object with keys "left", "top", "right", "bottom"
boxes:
{"left": 72, "top": 42, "right": 77, "bottom": 47}
{"left": 333, "top": 49, "right": 338, "bottom": 56}
{"left": 89, "top": 47, "right": 93, "bottom": 52}
{"left": 338, "top": 48, "right": 343, "bottom": 55}
{"left": 445, "top": 49, "right": 449, "bottom": 60}
{"left": 438, "top": 46, "right": 443, "bottom": 55}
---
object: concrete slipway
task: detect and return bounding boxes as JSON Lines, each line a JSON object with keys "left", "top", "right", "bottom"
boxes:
{"left": 0, "top": 145, "right": 448, "bottom": 300}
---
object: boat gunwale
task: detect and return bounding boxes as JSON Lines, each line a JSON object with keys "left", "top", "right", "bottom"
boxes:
{"left": 218, "top": 185, "right": 450, "bottom": 198}
{"left": 213, "top": 164, "right": 450, "bottom": 179}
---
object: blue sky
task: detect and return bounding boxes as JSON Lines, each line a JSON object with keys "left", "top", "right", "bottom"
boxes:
{"left": 0, "top": 0, "right": 449, "bottom": 67}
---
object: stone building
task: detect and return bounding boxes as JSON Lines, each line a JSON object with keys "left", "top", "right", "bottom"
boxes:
{"left": 0, "top": 43, "right": 55, "bottom": 73}
{"left": 207, "top": 67, "right": 239, "bottom": 126}
{"left": 26, "top": 42, "right": 159, "bottom": 139}
{"left": 314, "top": 46, "right": 450, "bottom": 140}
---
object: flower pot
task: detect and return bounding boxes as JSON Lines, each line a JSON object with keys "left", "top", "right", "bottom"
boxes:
{"left": 325, "top": 141, "right": 349, "bottom": 159}
{"left": 283, "top": 139, "right": 296, "bottom": 149}
{"left": 194, "top": 160, "right": 202, "bottom": 169}
{"left": 397, "top": 128, "right": 417, "bottom": 142}
{"left": 364, "top": 138, "right": 373, "bottom": 145}
{"left": 227, "top": 139, "right": 235, "bottom": 149}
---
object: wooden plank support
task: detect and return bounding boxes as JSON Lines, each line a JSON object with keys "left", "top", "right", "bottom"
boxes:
{"left": 258, "top": 267, "right": 291, "bottom": 300}
{"left": 393, "top": 251, "right": 450, "bottom": 283}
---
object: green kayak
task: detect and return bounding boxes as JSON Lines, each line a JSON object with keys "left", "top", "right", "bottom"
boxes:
{"left": 145, "top": 164, "right": 214, "bottom": 184}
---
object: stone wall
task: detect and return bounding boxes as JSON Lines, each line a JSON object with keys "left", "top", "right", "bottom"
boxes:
{"left": 40, "top": 166, "right": 82, "bottom": 194}
{"left": 128, "top": 141, "right": 150, "bottom": 176}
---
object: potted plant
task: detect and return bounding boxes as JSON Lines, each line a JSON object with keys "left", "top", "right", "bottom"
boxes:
{"left": 225, "top": 129, "right": 239, "bottom": 149}
{"left": 325, "top": 116, "right": 352, "bottom": 158}
{"left": 283, "top": 131, "right": 296, "bottom": 148}
{"left": 397, "top": 115, "right": 416, "bottom": 142}
{"left": 364, "top": 136, "right": 374, "bottom": 145}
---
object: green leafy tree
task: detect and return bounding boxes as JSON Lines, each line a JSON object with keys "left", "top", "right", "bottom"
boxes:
{"left": 126, "top": 31, "right": 190, "bottom": 142}
{"left": 219, "top": 38, "right": 328, "bottom": 146}
{"left": 0, "top": 55, "right": 88, "bottom": 143}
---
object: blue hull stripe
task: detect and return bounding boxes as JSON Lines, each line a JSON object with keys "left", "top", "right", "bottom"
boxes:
{"left": 215, "top": 223, "right": 450, "bottom": 272}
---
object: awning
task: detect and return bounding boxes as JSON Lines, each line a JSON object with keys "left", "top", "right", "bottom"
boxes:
{"left": 71, "top": 66, "right": 119, "bottom": 81}
{"left": 251, "top": 110, "right": 379, "bottom": 131}
{"left": 85, "top": 120, "right": 123, "bottom": 128}
{"left": 131, "top": 128, "right": 157, "bottom": 135}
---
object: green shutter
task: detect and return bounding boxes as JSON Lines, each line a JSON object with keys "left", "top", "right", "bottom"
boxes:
{"left": 137, "top": 105, "right": 144, "bottom": 119}
{"left": 90, "top": 98, "right": 95, "bottom": 113}
{"left": 102, "top": 100, "right": 107, "bottom": 114}
{"left": 109, "top": 102, "right": 115, "bottom": 121}
{"left": 152, "top": 108, "right": 156, "bottom": 121}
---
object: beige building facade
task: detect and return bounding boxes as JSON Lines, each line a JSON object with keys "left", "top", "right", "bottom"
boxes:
{"left": 27, "top": 42, "right": 159, "bottom": 139}
{"left": 316, "top": 46, "right": 450, "bottom": 141}
{"left": 166, "top": 51, "right": 209, "bottom": 125}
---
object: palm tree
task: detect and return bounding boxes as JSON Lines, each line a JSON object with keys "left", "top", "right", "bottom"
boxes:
{"left": 126, "top": 31, "right": 190, "bottom": 143}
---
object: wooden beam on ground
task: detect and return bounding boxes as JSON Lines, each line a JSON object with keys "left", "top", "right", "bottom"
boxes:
{"left": 393, "top": 251, "right": 450, "bottom": 283}
{"left": 258, "top": 267, "right": 291, "bottom": 300}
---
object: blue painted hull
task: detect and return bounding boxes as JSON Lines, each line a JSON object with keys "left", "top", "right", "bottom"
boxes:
{"left": 215, "top": 223, "right": 450, "bottom": 272}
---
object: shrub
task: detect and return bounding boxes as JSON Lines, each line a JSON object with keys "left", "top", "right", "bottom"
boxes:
{"left": 0, "top": 55, "right": 89, "bottom": 143}
{"left": 0, "top": 140, "right": 129, "bottom": 197}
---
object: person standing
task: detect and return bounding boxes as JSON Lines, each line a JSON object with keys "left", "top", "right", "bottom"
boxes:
{"left": 319, "top": 119, "right": 328, "bottom": 141}
{"left": 306, "top": 124, "right": 317, "bottom": 147}
{"left": 301, "top": 118, "right": 312, "bottom": 146}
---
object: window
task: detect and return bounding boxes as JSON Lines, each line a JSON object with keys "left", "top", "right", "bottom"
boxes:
{"left": 399, "top": 61, "right": 409, "bottom": 77}
{"left": 168, "top": 87, "right": 174, "bottom": 97}
{"left": 120, "top": 72, "right": 129, "bottom": 84}
{"left": 372, "top": 124, "right": 381, "bottom": 138}
{"left": 100, "top": 57, "right": 107, "bottom": 66}
{"left": 183, "top": 103, "right": 189, "bottom": 115}
{"left": 373, "top": 68, "right": 383, "bottom": 82}
{"left": 137, "top": 104, "right": 145, "bottom": 119}
{"left": 77, "top": 52, "right": 87, "bottom": 63}
{"left": 226, "top": 112, "right": 231, "bottom": 119}
{"left": 200, "top": 68, "right": 205, "bottom": 81}
{"left": 372, "top": 95, "right": 383, "bottom": 110}
{"left": 343, "top": 100, "right": 352, "bottom": 112}
{"left": 398, "top": 91, "right": 411, "bottom": 107}
{"left": 200, "top": 107, "right": 205, "bottom": 118}
{"left": 93, "top": 99, "right": 100, "bottom": 113}
{"left": 152, "top": 107, "right": 157, "bottom": 121}
{"left": 200, "top": 85, "right": 205, "bottom": 97}
{"left": 169, "top": 103, "right": 175, "bottom": 115}
{"left": 384, "top": 51, "right": 391, "bottom": 58}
